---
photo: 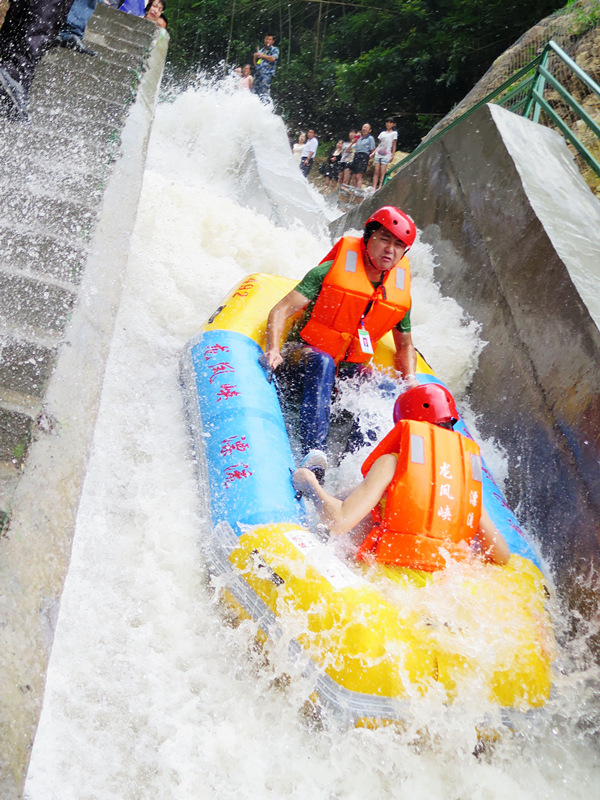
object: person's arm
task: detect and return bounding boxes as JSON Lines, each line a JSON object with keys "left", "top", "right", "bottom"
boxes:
{"left": 392, "top": 328, "right": 418, "bottom": 385}
{"left": 292, "top": 454, "right": 397, "bottom": 535}
{"left": 476, "top": 505, "right": 511, "bottom": 565}
{"left": 261, "top": 53, "right": 277, "bottom": 62}
{"left": 264, "top": 289, "right": 309, "bottom": 368}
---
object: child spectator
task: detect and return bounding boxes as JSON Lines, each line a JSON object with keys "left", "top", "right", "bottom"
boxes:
{"left": 320, "top": 140, "right": 344, "bottom": 192}
{"left": 339, "top": 130, "right": 358, "bottom": 187}
{"left": 373, "top": 118, "right": 398, "bottom": 191}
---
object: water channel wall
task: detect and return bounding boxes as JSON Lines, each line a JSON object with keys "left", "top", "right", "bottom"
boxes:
{"left": 0, "top": 6, "right": 168, "bottom": 797}
{"left": 332, "top": 103, "right": 600, "bottom": 602}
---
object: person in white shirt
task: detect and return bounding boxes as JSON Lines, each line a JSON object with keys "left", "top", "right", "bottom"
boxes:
{"left": 300, "top": 129, "right": 318, "bottom": 177}
{"left": 373, "top": 118, "right": 398, "bottom": 191}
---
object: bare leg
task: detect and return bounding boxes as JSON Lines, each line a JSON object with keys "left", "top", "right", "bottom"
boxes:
{"left": 372, "top": 162, "right": 381, "bottom": 190}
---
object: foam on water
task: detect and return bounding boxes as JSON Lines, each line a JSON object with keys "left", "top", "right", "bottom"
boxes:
{"left": 25, "top": 80, "right": 600, "bottom": 799}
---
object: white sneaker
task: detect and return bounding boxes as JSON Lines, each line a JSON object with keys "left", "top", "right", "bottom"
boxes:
{"left": 300, "top": 449, "right": 328, "bottom": 484}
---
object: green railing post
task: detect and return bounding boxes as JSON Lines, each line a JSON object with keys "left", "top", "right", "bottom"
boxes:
{"left": 525, "top": 46, "right": 550, "bottom": 122}
{"left": 382, "top": 39, "right": 600, "bottom": 189}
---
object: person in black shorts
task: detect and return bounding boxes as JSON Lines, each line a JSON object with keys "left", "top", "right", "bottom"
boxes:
{"left": 351, "top": 123, "right": 376, "bottom": 188}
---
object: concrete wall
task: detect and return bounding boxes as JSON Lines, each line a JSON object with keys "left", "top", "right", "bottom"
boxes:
{"left": 0, "top": 7, "right": 168, "bottom": 797}
{"left": 332, "top": 103, "right": 600, "bottom": 590}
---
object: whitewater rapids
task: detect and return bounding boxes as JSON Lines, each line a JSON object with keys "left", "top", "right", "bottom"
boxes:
{"left": 25, "top": 79, "right": 600, "bottom": 799}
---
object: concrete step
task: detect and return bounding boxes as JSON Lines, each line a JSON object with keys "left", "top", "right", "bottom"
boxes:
{"left": 0, "top": 227, "right": 86, "bottom": 285}
{"left": 0, "top": 267, "right": 77, "bottom": 332}
{"left": 85, "top": 15, "right": 155, "bottom": 72}
{"left": 42, "top": 45, "right": 140, "bottom": 89}
{"left": 0, "top": 328, "right": 59, "bottom": 398}
{"left": 87, "top": 6, "right": 156, "bottom": 52}
{"left": 0, "top": 460, "right": 20, "bottom": 532}
{"left": 31, "top": 85, "right": 130, "bottom": 133}
{"left": 34, "top": 50, "right": 138, "bottom": 108}
{"left": 0, "top": 153, "right": 104, "bottom": 213}
{"left": 0, "top": 188, "right": 96, "bottom": 247}
{"left": 0, "top": 117, "right": 117, "bottom": 180}
{"left": 0, "top": 387, "right": 38, "bottom": 465}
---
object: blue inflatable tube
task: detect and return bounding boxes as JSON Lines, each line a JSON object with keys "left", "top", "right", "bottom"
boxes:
{"left": 187, "top": 329, "right": 304, "bottom": 533}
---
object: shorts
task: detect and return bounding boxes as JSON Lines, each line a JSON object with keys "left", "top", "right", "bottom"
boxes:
{"left": 374, "top": 153, "right": 392, "bottom": 164}
{"left": 300, "top": 156, "right": 313, "bottom": 177}
{"left": 351, "top": 152, "right": 370, "bottom": 174}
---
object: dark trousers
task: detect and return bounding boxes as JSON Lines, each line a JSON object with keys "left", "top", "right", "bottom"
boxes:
{"left": 0, "top": 0, "right": 74, "bottom": 88}
{"left": 278, "top": 344, "right": 370, "bottom": 456}
{"left": 62, "top": 0, "right": 102, "bottom": 38}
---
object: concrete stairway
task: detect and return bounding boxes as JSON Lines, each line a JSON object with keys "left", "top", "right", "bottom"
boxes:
{"left": 0, "top": 6, "right": 168, "bottom": 797}
{"left": 0, "top": 5, "right": 160, "bottom": 529}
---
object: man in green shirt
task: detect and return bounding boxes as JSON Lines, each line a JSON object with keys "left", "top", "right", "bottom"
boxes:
{"left": 264, "top": 206, "right": 418, "bottom": 473}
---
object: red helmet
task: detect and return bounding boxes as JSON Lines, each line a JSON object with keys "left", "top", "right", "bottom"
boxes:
{"left": 364, "top": 206, "right": 416, "bottom": 248}
{"left": 393, "top": 384, "right": 459, "bottom": 426}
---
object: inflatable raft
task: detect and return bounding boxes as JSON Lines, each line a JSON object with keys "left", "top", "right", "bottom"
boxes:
{"left": 181, "top": 273, "right": 554, "bottom": 728}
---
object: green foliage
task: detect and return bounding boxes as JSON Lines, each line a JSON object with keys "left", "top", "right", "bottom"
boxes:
{"left": 165, "top": 0, "right": 569, "bottom": 146}
{"left": 565, "top": 0, "right": 600, "bottom": 34}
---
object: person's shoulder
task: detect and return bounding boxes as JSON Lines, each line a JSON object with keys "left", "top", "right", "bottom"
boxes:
{"left": 295, "top": 260, "right": 333, "bottom": 299}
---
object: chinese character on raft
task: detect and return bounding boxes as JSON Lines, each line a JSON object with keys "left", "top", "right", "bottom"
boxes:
{"left": 216, "top": 384, "right": 240, "bottom": 401}
{"left": 209, "top": 362, "right": 235, "bottom": 383}
{"left": 220, "top": 435, "right": 250, "bottom": 457}
{"left": 224, "top": 463, "right": 253, "bottom": 487}
{"left": 469, "top": 491, "right": 479, "bottom": 507}
{"left": 204, "top": 344, "right": 230, "bottom": 360}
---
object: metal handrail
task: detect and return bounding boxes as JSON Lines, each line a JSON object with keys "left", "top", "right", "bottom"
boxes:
{"left": 384, "top": 39, "right": 600, "bottom": 185}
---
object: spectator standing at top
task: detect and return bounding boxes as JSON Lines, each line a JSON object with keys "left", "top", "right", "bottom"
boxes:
{"left": 372, "top": 118, "right": 398, "bottom": 191}
{"left": 299, "top": 128, "right": 318, "bottom": 177}
{"left": 252, "top": 33, "right": 278, "bottom": 102}
{"left": 0, "top": 0, "right": 75, "bottom": 120}
{"left": 352, "top": 123, "right": 376, "bottom": 188}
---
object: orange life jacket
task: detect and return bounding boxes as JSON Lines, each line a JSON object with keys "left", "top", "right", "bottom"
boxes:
{"left": 357, "top": 419, "right": 483, "bottom": 571}
{"left": 299, "top": 236, "right": 411, "bottom": 364}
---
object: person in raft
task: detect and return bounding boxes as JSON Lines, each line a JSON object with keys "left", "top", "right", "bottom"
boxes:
{"left": 264, "top": 205, "right": 419, "bottom": 477}
{"left": 292, "top": 383, "right": 511, "bottom": 571}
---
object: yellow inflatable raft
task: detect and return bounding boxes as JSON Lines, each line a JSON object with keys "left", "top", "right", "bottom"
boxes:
{"left": 180, "top": 273, "right": 554, "bottom": 728}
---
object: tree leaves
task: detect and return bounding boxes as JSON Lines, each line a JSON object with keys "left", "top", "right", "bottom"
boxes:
{"left": 165, "top": 0, "right": 566, "bottom": 147}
